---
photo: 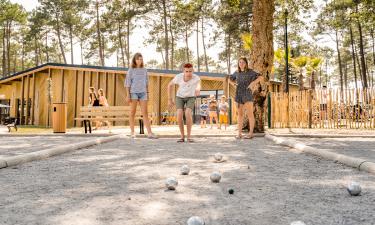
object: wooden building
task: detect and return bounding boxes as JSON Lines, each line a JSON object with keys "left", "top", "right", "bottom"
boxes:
{"left": 0, "top": 63, "right": 228, "bottom": 127}
{"left": 0, "top": 63, "right": 292, "bottom": 127}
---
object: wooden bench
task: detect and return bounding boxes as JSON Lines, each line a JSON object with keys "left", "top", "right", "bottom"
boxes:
{"left": 75, "top": 106, "right": 154, "bottom": 134}
{"left": 6, "top": 118, "right": 18, "bottom": 132}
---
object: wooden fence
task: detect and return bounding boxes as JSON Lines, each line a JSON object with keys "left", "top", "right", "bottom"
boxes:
{"left": 270, "top": 88, "right": 375, "bottom": 129}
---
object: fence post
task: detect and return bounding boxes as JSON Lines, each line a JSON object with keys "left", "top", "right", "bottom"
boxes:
{"left": 308, "top": 89, "right": 313, "bottom": 128}
{"left": 268, "top": 92, "right": 272, "bottom": 129}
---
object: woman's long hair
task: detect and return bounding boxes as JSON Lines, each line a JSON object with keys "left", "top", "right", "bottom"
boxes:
{"left": 237, "top": 57, "right": 249, "bottom": 73}
{"left": 131, "top": 53, "right": 144, "bottom": 68}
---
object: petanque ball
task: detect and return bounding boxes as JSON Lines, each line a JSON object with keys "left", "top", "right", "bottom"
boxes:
{"left": 228, "top": 189, "right": 234, "bottom": 194}
{"left": 214, "top": 153, "right": 224, "bottom": 162}
{"left": 210, "top": 171, "right": 222, "bottom": 183}
{"left": 290, "top": 221, "right": 306, "bottom": 225}
{"left": 181, "top": 165, "right": 190, "bottom": 175}
{"left": 347, "top": 181, "right": 361, "bottom": 196}
{"left": 165, "top": 177, "right": 178, "bottom": 190}
{"left": 187, "top": 216, "right": 205, "bottom": 225}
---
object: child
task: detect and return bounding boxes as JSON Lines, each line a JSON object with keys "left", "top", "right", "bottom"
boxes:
{"left": 218, "top": 95, "right": 229, "bottom": 130}
{"left": 208, "top": 94, "right": 218, "bottom": 129}
{"left": 200, "top": 98, "right": 209, "bottom": 128}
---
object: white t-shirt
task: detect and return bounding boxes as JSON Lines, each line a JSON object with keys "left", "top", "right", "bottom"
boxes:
{"left": 171, "top": 73, "right": 201, "bottom": 98}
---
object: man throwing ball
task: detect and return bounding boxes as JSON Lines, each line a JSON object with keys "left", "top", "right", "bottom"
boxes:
{"left": 168, "top": 63, "right": 201, "bottom": 143}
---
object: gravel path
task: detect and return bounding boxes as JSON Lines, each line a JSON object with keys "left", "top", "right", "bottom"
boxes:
{"left": 1, "top": 137, "right": 374, "bottom": 225}
{"left": 0, "top": 136, "right": 92, "bottom": 158}
{"left": 285, "top": 137, "right": 375, "bottom": 162}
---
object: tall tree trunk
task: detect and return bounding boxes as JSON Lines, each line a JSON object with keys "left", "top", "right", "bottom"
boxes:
{"left": 126, "top": 18, "right": 130, "bottom": 67}
{"left": 34, "top": 38, "right": 39, "bottom": 66}
{"left": 298, "top": 72, "right": 304, "bottom": 91}
{"left": 372, "top": 28, "right": 375, "bottom": 69}
{"left": 162, "top": 0, "right": 169, "bottom": 69}
{"left": 335, "top": 30, "right": 344, "bottom": 100}
{"left": 169, "top": 16, "right": 174, "bottom": 70}
{"left": 311, "top": 70, "right": 316, "bottom": 90}
{"left": 201, "top": 18, "right": 209, "bottom": 72}
{"left": 185, "top": 27, "right": 189, "bottom": 62}
{"left": 196, "top": 19, "right": 200, "bottom": 72}
{"left": 249, "top": 0, "right": 274, "bottom": 132}
{"left": 356, "top": 5, "right": 368, "bottom": 88}
{"left": 118, "top": 22, "right": 126, "bottom": 67}
{"left": 56, "top": 16, "right": 67, "bottom": 64}
{"left": 356, "top": 48, "right": 363, "bottom": 88}
{"left": 96, "top": 0, "right": 104, "bottom": 66}
{"left": 227, "top": 34, "right": 231, "bottom": 75}
{"left": 69, "top": 25, "right": 74, "bottom": 64}
{"left": 80, "top": 39, "right": 84, "bottom": 65}
{"left": 21, "top": 39, "right": 25, "bottom": 71}
{"left": 2, "top": 26, "right": 7, "bottom": 77}
{"left": 45, "top": 31, "right": 49, "bottom": 62}
{"left": 349, "top": 26, "right": 358, "bottom": 89}
{"left": 344, "top": 62, "right": 348, "bottom": 89}
{"left": 7, "top": 22, "right": 11, "bottom": 76}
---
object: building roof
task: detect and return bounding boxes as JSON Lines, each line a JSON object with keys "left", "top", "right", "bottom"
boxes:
{"left": 0, "top": 63, "right": 227, "bottom": 83}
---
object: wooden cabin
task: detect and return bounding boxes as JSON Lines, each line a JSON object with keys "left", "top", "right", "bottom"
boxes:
{"left": 0, "top": 63, "right": 292, "bottom": 127}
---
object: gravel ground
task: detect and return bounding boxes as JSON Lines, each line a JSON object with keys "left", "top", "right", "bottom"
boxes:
{"left": 0, "top": 136, "right": 92, "bottom": 158}
{"left": 1, "top": 137, "right": 375, "bottom": 225}
{"left": 284, "top": 137, "right": 375, "bottom": 163}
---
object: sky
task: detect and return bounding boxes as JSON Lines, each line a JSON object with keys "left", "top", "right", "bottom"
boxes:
{"left": 10, "top": 0, "right": 335, "bottom": 76}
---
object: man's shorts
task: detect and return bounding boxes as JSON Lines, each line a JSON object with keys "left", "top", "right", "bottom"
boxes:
{"left": 130, "top": 92, "right": 148, "bottom": 101}
{"left": 176, "top": 96, "right": 196, "bottom": 110}
{"left": 219, "top": 114, "right": 228, "bottom": 124}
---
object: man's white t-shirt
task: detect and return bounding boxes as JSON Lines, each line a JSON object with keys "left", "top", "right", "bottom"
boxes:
{"left": 171, "top": 73, "right": 201, "bottom": 98}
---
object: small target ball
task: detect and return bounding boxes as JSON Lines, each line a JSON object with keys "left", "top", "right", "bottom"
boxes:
{"left": 347, "top": 181, "right": 361, "bottom": 196}
{"left": 228, "top": 189, "right": 234, "bottom": 194}
{"left": 290, "top": 221, "right": 306, "bottom": 225}
{"left": 214, "top": 153, "right": 223, "bottom": 162}
{"left": 181, "top": 165, "right": 190, "bottom": 175}
{"left": 165, "top": 177, "right": 178, "bottom": 190}
{"left": 187, "top": 216, "right": 205, "bottom": 225}
{"left": 210, "top": 171, "right": 222, "bottom": 183}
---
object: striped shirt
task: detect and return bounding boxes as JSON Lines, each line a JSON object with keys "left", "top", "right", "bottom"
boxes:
{"left": 124, "top": 68, "right": 148, "bottom": 93}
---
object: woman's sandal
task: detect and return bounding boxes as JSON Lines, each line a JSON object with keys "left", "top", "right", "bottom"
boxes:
{"left": 235, "top": 135, "right": 242, "bottom": 139}
{"left": 177, "top": 138, "right": 185, "bottom": 143}
{"left": 187, "top": 139, "right": 195, "bottom": 143}
{"left": 243, "top": 134, "right": 254, "bottom": 139}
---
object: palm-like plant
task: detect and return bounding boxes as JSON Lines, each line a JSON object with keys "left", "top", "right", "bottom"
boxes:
{"left": 290, "top": 56, "right": 308, "bottom": 91}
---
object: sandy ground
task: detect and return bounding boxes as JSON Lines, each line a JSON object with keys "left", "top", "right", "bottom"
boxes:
{"left": 284, "top": 137, "right": 375, "bottom": 163}
{"left": 0, "top": 136, "right": 92, "bottom": 158}
{"left": 1, "top": 137, "right": 375, "bottom": 225}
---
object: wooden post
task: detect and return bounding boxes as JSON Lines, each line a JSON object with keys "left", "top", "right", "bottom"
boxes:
{"left": 113, "top": 73, "right": 117, "bottom": 126}
{"left": 25, "top": 75, "right": 30, "bottom": 125}
{"left": 31, "top": 73, "right": 36, "bottom": 125}
{"left": 47, "top": 68, "right": 52, "bottom": 127}
{"left": 89, "top": 71, "right": 92, "bottom": 87}
{"left": 223, "top": 76, "right": 229, "bottom": 97}
{"left": 308, "top": 89, "right": 313, "bottom": 128}
{"left": 74, "top": 70, "right": 78, "bottom": 127}
{"left": 156, "top": 76, "right": 162, "bottom": 125}
{"left": 81, "top": 71, "right": 86, "bottom": 127}
{"left": 105, "top": 72, "right": 108, "bottom": 97}
{"left": 96, "top": 71, "right": 100, "bottom": 89}
{"left": 20, "top": 76, "right": 25, "bottom": 125}
{"left": 61, "top": 69, "right": 65, "bottom": 102}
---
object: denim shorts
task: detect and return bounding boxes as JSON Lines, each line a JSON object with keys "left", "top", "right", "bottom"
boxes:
{"left": 130, "top": 92, "right": 148, "bottom": 101}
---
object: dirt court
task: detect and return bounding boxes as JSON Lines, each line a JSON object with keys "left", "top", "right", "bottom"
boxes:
{"left": 1, "top": 136, "right": 375, "bottom": 225}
